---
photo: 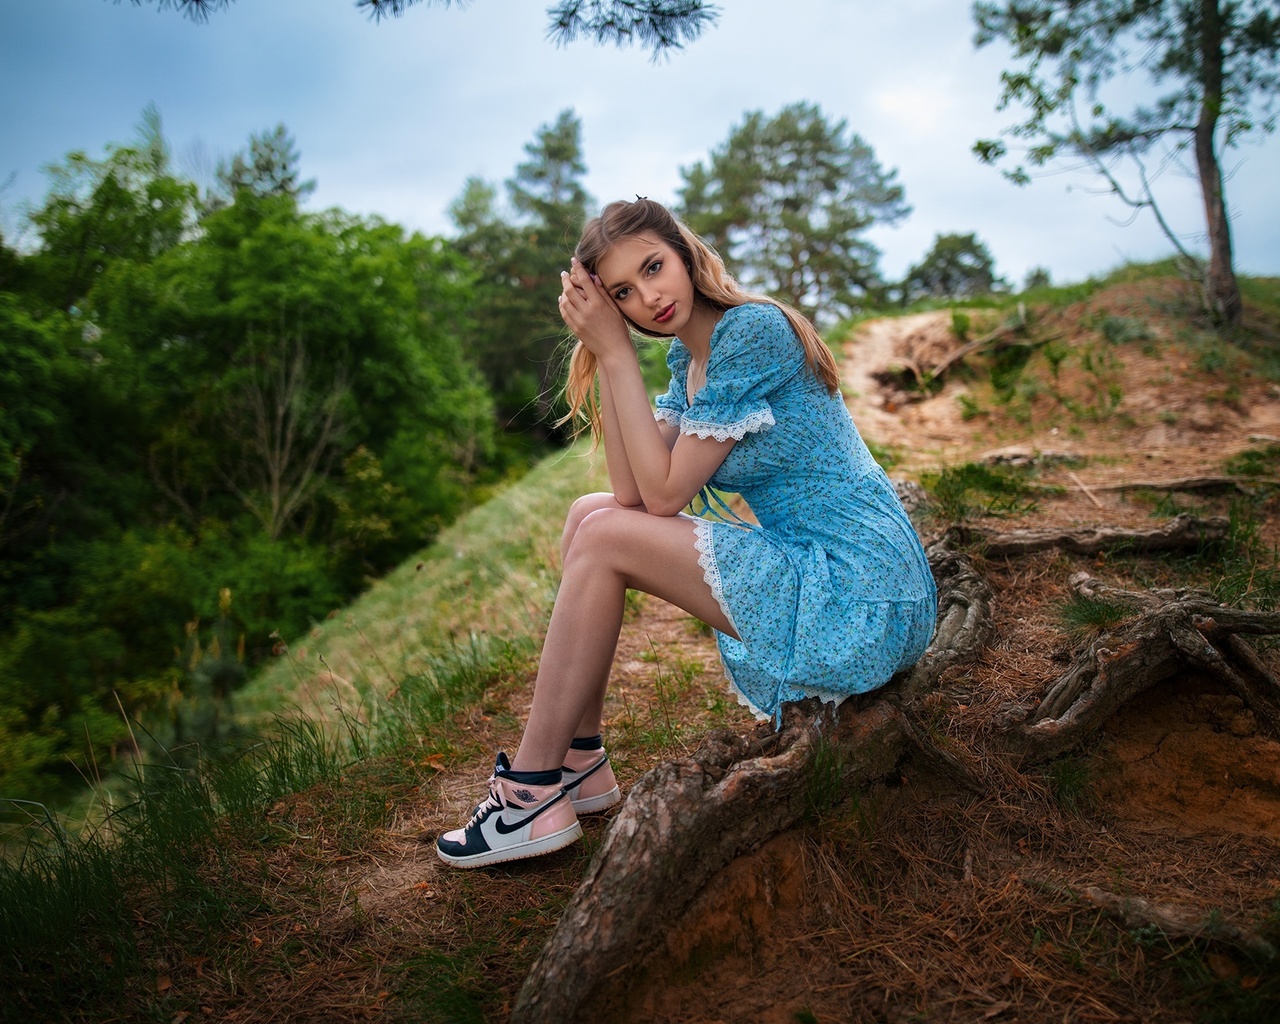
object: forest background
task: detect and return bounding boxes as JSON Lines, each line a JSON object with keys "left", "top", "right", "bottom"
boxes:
{"left": 1, "top": 0, "right": 1278, "bottom": 808}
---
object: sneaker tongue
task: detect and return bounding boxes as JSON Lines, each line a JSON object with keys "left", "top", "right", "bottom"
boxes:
{"left": 494, "top": 751, "right": 512, "bottom": 773}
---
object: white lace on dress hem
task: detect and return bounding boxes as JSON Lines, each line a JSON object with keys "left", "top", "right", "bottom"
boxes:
{"left": 693, "top": 518, "right": 738, "bottom": 635}
{"left": 723, "top": 669, "right": 855, "bottom": 725}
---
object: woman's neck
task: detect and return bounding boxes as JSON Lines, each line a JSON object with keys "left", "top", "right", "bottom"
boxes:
{"left": 680, "top": 301, "right": 722, "bottom": 359}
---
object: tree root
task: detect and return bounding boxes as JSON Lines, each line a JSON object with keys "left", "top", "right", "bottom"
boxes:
{"left": 945, "top": 512, "right": 1228, "bottom": 559}
{"left": 1078, "top": 885, "right": 1278, "bottom": 959}
{"left": 511, "top": 702, "right": 911, "bottom": 1023}
{"left": 1015, "top": 573, "right": 1280, "bottom": 761}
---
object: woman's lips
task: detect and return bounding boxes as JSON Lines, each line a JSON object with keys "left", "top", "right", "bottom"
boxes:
{"left": 654, "top": 303, "right": 675, "bottom": 324}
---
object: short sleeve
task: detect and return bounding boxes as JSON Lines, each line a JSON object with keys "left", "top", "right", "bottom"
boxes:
{"left": 680, "top": 304, "right": 803, "bottom": 441}
{"left": 653, "top": 340, "right": 690, "bottom": 430}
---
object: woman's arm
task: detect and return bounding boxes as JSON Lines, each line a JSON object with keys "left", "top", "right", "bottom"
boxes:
{"left": 597, "top": 348, "right": 733, "bottom": 516}
{"left": 598, "top": 368, "right": 643, "bottom": 507}
{"left": 599, "top": 367, "right": 679, "bottom": 509}
{"left": 560, "top": 270, "right": 732, "bottom": 517}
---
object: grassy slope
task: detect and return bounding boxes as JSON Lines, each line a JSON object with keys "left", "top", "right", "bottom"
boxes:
{"left": 236, "top": 444, "right": 608, "bottom": 728}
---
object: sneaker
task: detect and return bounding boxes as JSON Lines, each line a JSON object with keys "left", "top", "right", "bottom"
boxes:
{"left": 562, "top": 747, "right": 622, "bottom": 813}
{"left": 436, "top": 754, "right": 582, "bottom": 869}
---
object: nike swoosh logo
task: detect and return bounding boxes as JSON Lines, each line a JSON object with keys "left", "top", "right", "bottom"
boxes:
{"left": 562, "top": 756, "right": 607, "bottom": 792}
{"left": 492, "top": 791, "right": 568, "bottom": 834}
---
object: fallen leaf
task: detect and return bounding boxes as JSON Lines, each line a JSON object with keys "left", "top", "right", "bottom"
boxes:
{"left": 155, "top": 975, "right": 172, "bottom": 994}
{"left": 1206, "top": 952, "right": 1239, "bottom": 979}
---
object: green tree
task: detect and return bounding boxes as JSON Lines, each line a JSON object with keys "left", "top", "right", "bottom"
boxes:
{"left": 972, "top": 0, "right": 1280, "bottom": 326}
{"left": 902, "top": 232, "right": 1006, "bottom": 303}
{"left": 0, "top": 119, "right": 499, "bottom": 797}
{"left": 1023, "top": 266, "right": 1052, "bottom": 291}
{"left": 26, "top": 104, "right": 196, "bottom": 313}
{"left": 123, "top": 0, "right": 719, "bottom": 57}
{"left": 679, "top": 102, "right": 910, "bottom": 322}
{"left": 204, "top": 123, "right": 316, "bottom": 214}
{"left": 106, "top": 192, "right": 494, "bottom": 553}
{"left": 451, "top": 110, "right": 592, "bottom": 441}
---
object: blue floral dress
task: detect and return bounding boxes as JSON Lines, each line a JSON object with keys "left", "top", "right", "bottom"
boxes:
{"left": 654, "top": 303, "right": 937, "bottom": 722}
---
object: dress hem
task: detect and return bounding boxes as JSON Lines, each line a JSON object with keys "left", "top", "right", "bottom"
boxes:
{"left": 720, "top": 665, "right": 858, "bottom": 726}
{"left": 692, "top": 518, "right": 739, "bottom": 635}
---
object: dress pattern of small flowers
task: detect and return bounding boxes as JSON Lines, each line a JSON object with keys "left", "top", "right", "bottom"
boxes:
{"left": 655, "top": 303, "right": 937, "bottom": 722}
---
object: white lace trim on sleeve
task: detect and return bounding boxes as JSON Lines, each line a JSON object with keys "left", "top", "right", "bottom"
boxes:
{"left": 654, "top": 407, "right": 683, "bottom": 428}
{"left": 678, "top": 407, "right": 775, "bottom": 442}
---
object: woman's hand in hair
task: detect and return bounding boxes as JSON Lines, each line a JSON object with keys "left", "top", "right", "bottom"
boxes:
{"left": 558, "top": 259, "right": 631, "bottom": 359}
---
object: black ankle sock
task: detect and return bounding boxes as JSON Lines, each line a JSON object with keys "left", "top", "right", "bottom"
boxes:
{"left": 570, "top": 734, "right": 604, "bottom": 751}
{"left": 498, "top": 765, "right": 562, "bottom": 786}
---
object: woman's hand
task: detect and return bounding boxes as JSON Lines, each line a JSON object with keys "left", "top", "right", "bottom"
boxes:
{"left": 558, "top": 258, "right": 631, "bottom": 360}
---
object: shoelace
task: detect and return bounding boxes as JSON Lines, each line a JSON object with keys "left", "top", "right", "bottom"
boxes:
{"left": 464, "top": 779, "right": 504, "bottom": 829}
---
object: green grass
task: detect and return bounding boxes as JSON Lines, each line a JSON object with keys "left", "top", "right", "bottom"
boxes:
{"left": 0, "top": 708, "right": 358, "bottom": 1022}
{"left": 1041, "top": 754, "right": 1098, "bottom": 814}
{"left": 1213, "top": 498, "right": 1280, "bottom": 612}
{"left": 921, "top": 462, "right": 1039, "bottom": 524}
{"left": 235, "top": 443, "right": 608, "bottom": 728}
{"left": 1058, "top": 593, "right": 1135, "bottom": 640}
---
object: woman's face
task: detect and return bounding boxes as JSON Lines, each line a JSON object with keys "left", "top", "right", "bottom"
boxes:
{"left": 594, "top": 234, "right": 695, "bottom": 336}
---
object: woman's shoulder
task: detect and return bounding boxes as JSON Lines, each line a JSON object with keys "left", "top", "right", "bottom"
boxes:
{"left": 712, "top": 302, "right": 802, "bottom": 364}
{"left": 718, "top": 302, "right": 792, "bottom": 335}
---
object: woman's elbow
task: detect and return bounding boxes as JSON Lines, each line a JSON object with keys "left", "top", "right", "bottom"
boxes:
{"left": 645, "top": 494, "right": 692, "bottom": 518}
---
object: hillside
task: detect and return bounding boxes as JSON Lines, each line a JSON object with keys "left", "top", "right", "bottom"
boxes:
{"left": 4, "top": 274, "right": 1278, "bottom": 1024}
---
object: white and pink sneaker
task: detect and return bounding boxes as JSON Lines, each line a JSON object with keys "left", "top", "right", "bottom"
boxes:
{"left": 436, "top": 754, "right": 582, "bottom": 869}
{"left": 562, "top": 746, "right": 622, "bottom": 813}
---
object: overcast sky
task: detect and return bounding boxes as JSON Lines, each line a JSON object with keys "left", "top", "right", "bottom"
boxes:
{"left": 2, "top": 0, "right": 1277, "bottom": 287}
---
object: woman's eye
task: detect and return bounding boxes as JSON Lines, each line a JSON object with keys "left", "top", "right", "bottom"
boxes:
{"left": 614, "top": 287, "right": 630, "bottom": 301}
{"left": 647, "top": 260, "right": 662, "bottom": 276}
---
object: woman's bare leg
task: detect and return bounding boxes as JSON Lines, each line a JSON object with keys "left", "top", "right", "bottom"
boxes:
{"left": 512, "top": 504, "right": 736, "bottom": 771}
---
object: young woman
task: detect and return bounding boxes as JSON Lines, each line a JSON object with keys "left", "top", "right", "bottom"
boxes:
{"left": 436, "top": 198, "right": 936, "bottom": 868}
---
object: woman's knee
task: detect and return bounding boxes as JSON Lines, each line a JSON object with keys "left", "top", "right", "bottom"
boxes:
{"left": 563, "top": 505, "right": 636, "bottom": 569}
{"left": 562, "top": 493, "right": 637, "bottom": 559}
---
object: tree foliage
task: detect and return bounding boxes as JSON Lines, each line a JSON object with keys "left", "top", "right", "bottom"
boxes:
{"left": 902, "top": 232, "right": 1005, "bottom": 302}
{"left": 679, "top": 102, "right": 909, "bottom": 322}
{"left": 451, "top": 110, "right": 591, "bottom": 440}
{"left": 0, "top": 113, "right": 500, "bottom": 799}
{"left": 120, "top": 0, "right": 719, "bottom": 57}
{"left": 972, "top": 0, "right": 1280, "bottom": 325}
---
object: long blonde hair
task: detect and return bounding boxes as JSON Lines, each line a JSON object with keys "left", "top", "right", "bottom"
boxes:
{"left": 558, "top": 198, "right": 839, "bottom": 441}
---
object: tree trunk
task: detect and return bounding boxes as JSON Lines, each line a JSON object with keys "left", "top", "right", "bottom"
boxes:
{"left": 1195, "top": 0, "right": 1241, "bottom": 325}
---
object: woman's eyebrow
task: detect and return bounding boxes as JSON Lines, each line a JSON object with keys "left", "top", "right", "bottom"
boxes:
{"left": 607, "top": 252, "right": 661, "bottom": 291}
